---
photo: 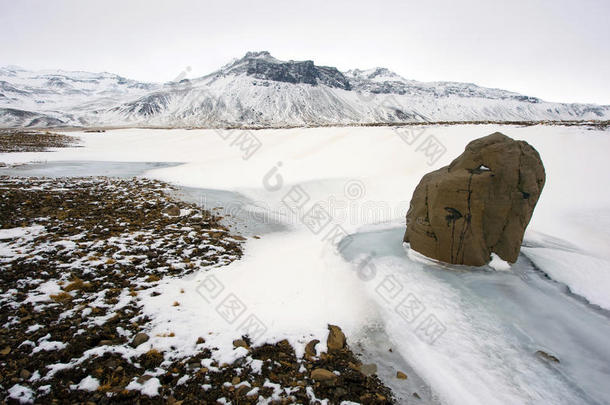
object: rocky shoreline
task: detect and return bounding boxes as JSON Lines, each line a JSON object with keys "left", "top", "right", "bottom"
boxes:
{"left": 0, "top": 130, "right": 80, "bottom": 154}
{"left": 0, "top": 176, "right": 396, "bottom": 404}
{"left": 3, "top": 119, "right": 607, "bottom": 135}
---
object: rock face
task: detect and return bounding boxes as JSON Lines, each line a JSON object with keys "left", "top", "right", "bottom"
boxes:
{"left": 243, "top": 51, "right": 351, "bottom": 89}
{"left": 404, "top": 132, "right": 545, "bottom": 266}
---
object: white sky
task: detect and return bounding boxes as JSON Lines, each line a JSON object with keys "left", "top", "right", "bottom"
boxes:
{"left": 1, "top": 0, "right": 608, "bottom": 104}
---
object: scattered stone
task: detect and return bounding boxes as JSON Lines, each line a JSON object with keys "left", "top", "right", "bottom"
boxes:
{"left": 163, "top": 204, "right": 181, "bottom": 216}
{"left": 233, "top": 339, "right": 249, "bottom": 350}
{"left": 396, "top": 371, "right": 407, "bottom": 380}
{"left": 327, "top": 324, "right": 346, "bottom": 352}
{"left": 235, "top": 384, "right": 250, "bottom": 396}
{"left": 404, "top": 132, "right": 546, "bottom": 266}
{"left": 231, "top": 376, "right": 240, "bottom": 385}
{"left": 0, "top": 346, "right": 10, "bottom": 355}
{"left": 130, "top": 333, "right": 150, "bottom": 348}
{"left": 19, "top": 370, "right": 31, "bottom": 380}
{"left": 311, "top": 368, "right": 338, "bottom": 381}
{"left": 536, "top": 350, "right": 560, "bottom": 363}
{"left": 140, "top": 349, "right": 164, "bottom": 369}
{"left": 360, "top": 363, "right": 378, "bottom": 376}
{"left": 413, "top": 392, "right": 421, "bottom": 399}
{"left": 305, "top": 339, "right": 320, "bottom": 357}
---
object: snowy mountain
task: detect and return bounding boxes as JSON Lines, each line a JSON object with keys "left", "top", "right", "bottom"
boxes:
{"left": 1, "top": 51, "right": 609, "bottom": 128}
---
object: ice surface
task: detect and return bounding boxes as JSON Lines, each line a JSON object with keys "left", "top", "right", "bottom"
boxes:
{"left": 343, "top": 226, "right": 610, "bottom": 405}
{"left": 0, "top": 161, "right": 179, "bottom": 178}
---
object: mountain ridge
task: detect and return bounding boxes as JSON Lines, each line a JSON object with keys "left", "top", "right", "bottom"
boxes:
{"left": 1, "top": 51, "right": 608, "bottom": 128}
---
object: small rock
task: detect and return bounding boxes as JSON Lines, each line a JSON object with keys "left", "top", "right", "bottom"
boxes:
{"left": 187, "top": 361, "right": 200, "bottom": 370}
{"left": 360, "top": 363, "right": 377, "bottom": 376}
{"left": 137, "top": 375, "right": 153, "bottom": 384}
{"left": 396, "top": 371, "right": 408, "bottom": 379}
{"left": 304, "top": 339, "right": 319, "bottom": 357}
{"left": 20, "top": 369, "right": 31, "bottom": 380}
{"left": 413, "top": 392, "right": 421, "bottom": 399}
{"left": 0, "top": 346, "right": 10, "bottom": 355}
{"left": 162, "top": 205, "right": 180, "bottom": 217}
{"left": 130, "top": 333, "right": 149, "bottom": 348}
{"left": 327, "top": 324, "right": 345, "bottom": 352}
{"left": 233, "top": 339, "right": 249, "bottom": 350}
{"left": 231, "top": 376, "right": 240, "bottom": 385}
{"left": 167, "top": 397, "right": 184, "bottom": 405}
{"left": 536, "top": 350, "right": 560, "bottom": 363}
{"left": 196, "top": 337, "right": 205, "bottom": 345}
{"left": 236, "top": 384, "right": 250, "bottom": 396}
{"left": 311, "top": 368, "right": 337, "bottom": 381}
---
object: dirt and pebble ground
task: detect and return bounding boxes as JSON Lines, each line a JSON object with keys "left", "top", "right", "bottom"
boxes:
{"left": 0, "top": 130, "right": 80, "bottom": 154}
{"left": 0, "top": 176, "right": 396, "bottom": 404}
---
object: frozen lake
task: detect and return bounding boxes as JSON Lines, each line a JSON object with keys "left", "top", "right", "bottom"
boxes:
{"left": 2, "top": 124, "right": 609, "bottom": 404}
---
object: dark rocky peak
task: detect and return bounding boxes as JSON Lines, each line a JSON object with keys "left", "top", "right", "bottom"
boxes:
{"left": 223, "top": 51, "right": 351, "bottom": 90}
{"left": 243, "top": 51, "right": 274, "bottom": 60}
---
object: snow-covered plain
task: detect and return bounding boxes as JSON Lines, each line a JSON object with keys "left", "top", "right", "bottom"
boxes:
{"left": 2, "top": 124, "right": 610, "bottom": 404}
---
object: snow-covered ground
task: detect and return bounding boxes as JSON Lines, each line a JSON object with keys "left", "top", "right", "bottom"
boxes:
{"left": 2, "top": 124, "right": 610, "bottom": 404}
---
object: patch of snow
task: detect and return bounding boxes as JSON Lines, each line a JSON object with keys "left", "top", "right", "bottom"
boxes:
{"left": 8, "top": 384, "right": 34, "bottom": 404}
{"left": 75, "top": 376, "right": 100, "bottom": 392}
{"left": 249, "top": 358, "right": 263, "bottom": 374}
{"left": 25, "top": 324, "right": 44, "bottom": 334}
{"left": 32, "top": 340, "right": 67, "bottom": 353}
{"left": 489, "top": 253, "right": 511, "bottom": 271}
{"left": 126, "top": 377, "right": 161, "bottom": 397}
{"left": 0, "top": 225, "right": 44, "bottom": 240}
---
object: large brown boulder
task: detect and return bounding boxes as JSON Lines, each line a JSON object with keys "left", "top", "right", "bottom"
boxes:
{"left": 404, "top": 132, "right": 545, "bottom": 266}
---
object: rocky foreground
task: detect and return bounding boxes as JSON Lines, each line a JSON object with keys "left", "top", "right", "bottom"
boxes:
{"left": 0, "top": 176, "right": 395, "bottom": 404}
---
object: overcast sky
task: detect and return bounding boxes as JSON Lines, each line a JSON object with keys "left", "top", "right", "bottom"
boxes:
{"left": 1, "top": 0, "right": 608, "bottom": 104}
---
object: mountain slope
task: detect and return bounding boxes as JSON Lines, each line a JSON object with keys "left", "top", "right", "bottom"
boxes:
{"left": 1, "top": 52, "right": 608, "bottom": 128}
